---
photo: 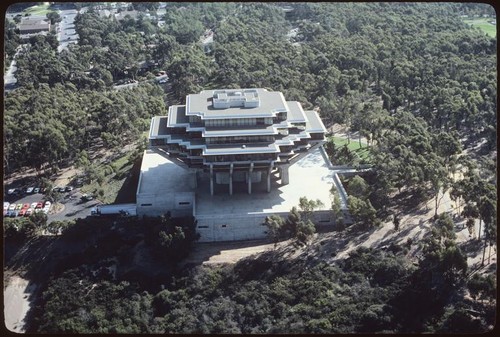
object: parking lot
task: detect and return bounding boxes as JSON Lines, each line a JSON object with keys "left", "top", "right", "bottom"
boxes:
{"left": 4, "top": 188, "right": 100, "bottom": 223}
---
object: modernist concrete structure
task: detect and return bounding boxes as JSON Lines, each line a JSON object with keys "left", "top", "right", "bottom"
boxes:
{"left": 137, "top": 88, "right": 333, "bottom": 241}
{"left": 149, "top": 88, "right": 327, "bottom": 195}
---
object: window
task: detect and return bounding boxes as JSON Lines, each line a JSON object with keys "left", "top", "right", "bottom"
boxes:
{"left": 179, "top": 201, "right": 191, "bottom": 205}
{"left": 198, "top": 225, "right": 209, "bottom": 229}
{"left": 140, "top": 203, "right": 152, "bottom": 206}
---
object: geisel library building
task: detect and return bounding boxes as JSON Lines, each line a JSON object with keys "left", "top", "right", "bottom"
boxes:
{"left": 137, "top": 88, "right": 339, "bottom": 242}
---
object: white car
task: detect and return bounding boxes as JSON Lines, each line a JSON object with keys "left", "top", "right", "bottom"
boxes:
{"left": 3, "top": 202, "right": 9, "bottom": 211}
{"left": 7, "top": 188, "right": 15, "bottom": 195}
{"left": 26, "top": 187, "right": 34, "bottom": 193}
{"left": 44, "top": 201, "right": 52, "bottom": 208}
{"left": 31, "top": 202, "right": 38, "bottom": 209}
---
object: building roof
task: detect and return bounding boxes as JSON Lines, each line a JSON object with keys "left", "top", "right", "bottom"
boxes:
{"left": 149, "top": 116, "right": 170, "bottom": 139}
{"left": 286, "top": 101, "right": 307, "bottom": 123}
{"left": 137, "top": 150, "right": 194, "bottom": 195}
{"left": 114, "top": 10, "right": 139, "bottom": 21}
{"left": 166, "top": 105, "right": 189, "bottom": 127}
{"left": 186, "top": 88, "right": 289, "bottom": 119}
{"left": 304, "top": 110, "right": 327, "bottom": 133}
{"left": 19, "top": 19, "right": 50, "bottom": 32}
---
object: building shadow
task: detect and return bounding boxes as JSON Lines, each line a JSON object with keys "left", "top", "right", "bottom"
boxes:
{"left": 113, "top": 157, "right": 142, "bottom": 204}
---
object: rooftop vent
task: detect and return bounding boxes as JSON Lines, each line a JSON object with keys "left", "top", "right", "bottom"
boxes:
{"left": 212, "top": 89, "right": 260, "bottom": 109}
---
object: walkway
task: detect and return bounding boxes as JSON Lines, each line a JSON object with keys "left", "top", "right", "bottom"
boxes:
{"left": 318, "top": 145, "right": 373, "bottom": 210}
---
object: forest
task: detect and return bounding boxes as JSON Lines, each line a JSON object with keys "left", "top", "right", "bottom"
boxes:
{"left": 3, "top": 2, "right": 497, "bottom": 334}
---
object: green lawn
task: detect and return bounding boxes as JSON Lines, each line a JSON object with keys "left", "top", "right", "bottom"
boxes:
{"left": 330, "top": 136, "right": 371, "bottom": 162}
{"left": 24, "top": 4, "right": 51, "bottom": 16}
{"left": 463, "top": 18, "right": 496, "bottom": 38}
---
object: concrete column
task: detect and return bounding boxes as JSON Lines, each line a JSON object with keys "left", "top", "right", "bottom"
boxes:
{"left": 190, "top": 169, "right": 198, "bottom": 189}
{"left": 248, "top": 162, "right": 254, "bottom": 194}
{"left": 267, "top": 168, "right": 272, "bottom": 192}
{"left": 280, "top": 165, "right": 290, "bottom": 185}
{"left": 229, "top": 163, "right": 233, "bottom": 195}
{"left": 210, "top": 164, "right": 214, "bottom": 196}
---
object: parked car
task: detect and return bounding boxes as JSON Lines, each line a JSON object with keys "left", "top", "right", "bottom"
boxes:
{"left": 31, "top": 202, "right": 38, "bottom": 209}
{"left": 36, "top": 202, "right": 44, "bottom": 209}
{"left": 3, "top": 202, "right": 9, "bottom": 211}
{"left": 8, "top": 204, "right": 16, "bottom": 211}
{"left": 25, "top": 208, "right": 33, "bottom": 216}
{"left": 26, "top": 187, "right": 34, "bottom": 194}
{"left": 9, "top": 210, "right": 18, "bottom": 217}
{"left": 44, "top": 201, "right": 52, "bottom": 208}
{"left": 18, "top": 209, "right": 27, "bottom": 216}
{"left": 65, "top": 186, "right": 74, "bottom": 192}
{"left": 22, "top": 203, "right": 30, "bottom": 209}
{"left": 34, "top": 187, "right": 40, "bottom": 193}
{"left": 15, "top": 203, "right": 23, "bottom": 210}
{"left": 81, "top": 194, "right": 94, "bottom": 201}
{"left": 7, "top": 188, "right": 16, "bottom": 195}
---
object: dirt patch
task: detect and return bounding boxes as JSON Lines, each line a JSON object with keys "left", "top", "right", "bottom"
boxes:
{"left": 52, "top": 166, "right": 81, "bottom": 187}
{"left": 3, "top": 275, "right": 38, "bottom": 333}
{"left": 50, "top": 203, "right": 65, "bottom": 215}
{"left": 180, "top": 238, "right": 305, "bottom": 266}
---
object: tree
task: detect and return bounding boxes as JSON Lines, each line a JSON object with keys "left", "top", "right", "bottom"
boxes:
{"left": 478, "top": 196, "right": 496, "bottom": 265}
{"left": 467, "top": 273, "right": 496, "bottom": 303}
{"left": 421, "top": 213, "right": 467, "bottom": 287}
{"left": 393, "top": 214, "right": 401, "bottom": 231}
{"left": 46, "top": 11, "right": 62, "bottom": 25}
{"left": 347, "top": 175, "right": 369, "bottom": 199}
{"left": 348, "top": 196, "right": 377, "bottom": 228}
{"left": 263, "top": 215, "right": 285, "bottom": 246}
{"left": 298, "top": 197, "right": 324, "bottom": 222}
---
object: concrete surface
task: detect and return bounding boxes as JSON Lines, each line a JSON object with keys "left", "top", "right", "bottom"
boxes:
{"left": 136, "top": 150, "right": 195, "bottom": 217}
{"left": 195, "top": 147, "right": 337, "bottom": 241}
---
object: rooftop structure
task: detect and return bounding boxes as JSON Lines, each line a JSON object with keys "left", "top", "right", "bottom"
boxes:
{"left": 19, "top": 19, "right": 50, "bottom": 35}
{"left": 148, "top": 88, "right": 327, "bottom": 195}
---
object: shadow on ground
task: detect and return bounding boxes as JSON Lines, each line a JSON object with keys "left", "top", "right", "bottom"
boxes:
{"left": 113, "top": 157, "right": 142, "bottom": 204}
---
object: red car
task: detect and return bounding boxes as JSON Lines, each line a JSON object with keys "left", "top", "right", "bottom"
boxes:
{"left": 22, "top": 203, "right": 30, "bottom": 209}
{"left": 18, "top": 209, "right": 27, "bottom": 216}
{"left": 36, "top": 202, "right": 44, "bottom": 209}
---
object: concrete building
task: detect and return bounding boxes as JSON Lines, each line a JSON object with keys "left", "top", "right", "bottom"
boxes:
{"left": 137, "top": 88, "right": 333, "bottom": 241}
{"left": 137, "top": 146, "right": 339, "bottom": 242}
{"left": 19, "top": 18, "right": 51, "bottom": 35}
{"left": 148, "top": 88, "right": 327, "bottom": 196}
